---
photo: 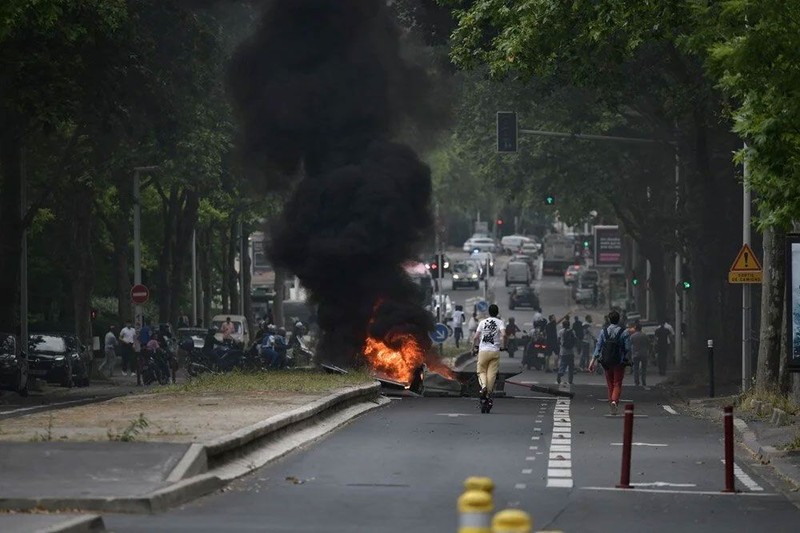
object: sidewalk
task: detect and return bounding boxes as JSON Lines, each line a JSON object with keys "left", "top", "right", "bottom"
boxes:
{"left": 0, "top": 372, "right": 382, "bottom": 521}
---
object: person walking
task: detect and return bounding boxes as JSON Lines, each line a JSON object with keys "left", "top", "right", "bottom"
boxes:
{"left": 589, "top": 310, "right": 631, "bottom": 415}
{"left": 580, "top": 315, "right": 593, "bottom": 371}
{"left": 654, "top": 321, "right": 672, "bottom": 375}
{"left": 557, "top": 319, "right": 576, "bottom": 385}
{"left": 545, "top": 314, "right": 559, "bottom": 373}
{"left": 103, "top": 325, "right": 118, "bottom": 377}
{"left": 467, "top": 311, "right": 478, "bottom": 340}
{"left": 472, "top": 304, "right": 506, "bottom": 413}
{"left": 571, "top": 315, "right": 584, "bottom": 369}
{"left": 118, "top": 321, "right": 136, "bottom": 376}
{"left": 452, "top": 305, "right": 466, "bottom": 348}
{"left": 630, "top": 322, "right": 650, "bottom": 387}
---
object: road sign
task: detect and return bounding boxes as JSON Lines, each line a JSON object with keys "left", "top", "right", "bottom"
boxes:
{"left": 429, "top": 323, "right": 450, "bottom": 344}
{"left": 728, "top": 243, "right": 763, "bottom": 284}
{"left": 476, "top": 300, "right": 489, "bottom": 313}
{"left": 130, "top": 284, "right": 150, "bottom": 304}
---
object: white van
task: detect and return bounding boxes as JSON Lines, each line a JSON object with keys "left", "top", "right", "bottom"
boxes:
{"left": 500, "top": 235, "right": 532, "bottom": 253}
{"left": 505, "top": 261, "right": 531, "bottom": 287}
{"left": 211, "top": 314, "right": 251, "bottom": 347}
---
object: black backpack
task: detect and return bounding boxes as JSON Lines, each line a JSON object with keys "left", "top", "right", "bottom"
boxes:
{"left": 599, "top": 326, "right": 624, "bottom": 367}
{"left": 562, "top": 329, "right": 576, "bottom": 350}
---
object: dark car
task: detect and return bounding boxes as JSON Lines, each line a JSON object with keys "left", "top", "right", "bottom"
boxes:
{"left": 508, "top": 287, "right": 541, "bottom": 311}
{"left": 28, "top": 333, "right": 91, "bottom": 387}
{"left": 426, "top": 253, "right": 451, "bottom": 276}
{"left": 451, "top": 261, "right": 481, "bottom": 290}
{"left": 0, "top": 333, "right": 29, "bottom": 396}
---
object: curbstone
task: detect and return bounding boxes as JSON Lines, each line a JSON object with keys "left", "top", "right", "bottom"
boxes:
{"left": 37, "top": 514, "right": 106, "bottom": 533}
{"left": 770, "top": 408, "right": 790, "bottom": 426}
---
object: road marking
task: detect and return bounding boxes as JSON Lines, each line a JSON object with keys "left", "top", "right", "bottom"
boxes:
{"left": 515, "top": 483, "right": 527, "bottom": 489}
{"left": 582, "top": 486, "right": 776, "bottom": 497}
{"left": 634, "top": 482, "right": 696, "bottom": 488}
{"left": 0, "top": 398, "right": 93, "bottom": 415}
{"left": 547, "top": 398, "right": 573, "bottom": 489}
{"left": 529, "top": 446, "right": 538, "bottom": 450}
{"left": 550, "top": 452, "right": 571, "bottom": 460}
{"left": 526, "top": 456, "right": 536, "bottom": 461}
{"left": 610, "top": 442, "right": 668, "bottom": 447}
{"left": 662, "top": 405, "right": 678, "bottom": 415}
{"left": 723, "top": 461, "right": 764, "bottom": 492}
{"left": 436, "top": 413, "right": 472, "bottom": 417}
{"left": 534, "top": 427, "right": 542, "bottom": 431}
{"left": 548, "top": 469, "right": 572, "bottom": 478}
{"left": 531, "top": 436, "right": 540, "bottom": 440}
{"left": 546, "top": 478, "right": 573, "bottom": 488}
{"left": 549, "top": 460, "right": 571, "bottom": 468}
{"left": 604, "top": 414, "right": 649, "bottom": 418}
{"left": 550, "top": 445, "right": 571, "bottom": 452}
{"left": 522, "top": 469, "right": 533, "bottom": 474}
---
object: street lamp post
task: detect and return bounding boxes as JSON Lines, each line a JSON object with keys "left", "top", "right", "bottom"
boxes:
{"left": 132, "top": 166, "right": 159, "bottom": 332}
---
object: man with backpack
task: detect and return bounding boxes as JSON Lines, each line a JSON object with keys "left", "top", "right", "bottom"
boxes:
{"left": 557, "top": 319, "right": 576, "bottom": 385}
{"left": 589, "top": 310, "right": 631, "bottom": 415}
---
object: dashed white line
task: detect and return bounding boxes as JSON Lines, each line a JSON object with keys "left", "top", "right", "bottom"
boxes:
{"left": 723, "top": 461, "right": 764, "bottom": 492}
{"left": 525, "top": 456, "right": 536, "bottom": 461}
{"left": 522, "top": 469, "right": 533, "bottom": 474}
{"left": 662, "top": 405, "right": 678, "bottom": 415}
{"left": 515, "top": 483, "right": 527, "bottom": 490}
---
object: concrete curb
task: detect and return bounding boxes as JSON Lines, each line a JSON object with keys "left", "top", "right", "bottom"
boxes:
{"left": 37, "top": 514, "right": 106, "bottom": 533}
{"left": 0, "top": 381, "right": 382, "bottom": 514}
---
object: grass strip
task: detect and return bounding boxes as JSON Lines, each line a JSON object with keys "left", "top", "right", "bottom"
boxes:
{"left": 158, "top": 368, "right": 375, "bottom": 395}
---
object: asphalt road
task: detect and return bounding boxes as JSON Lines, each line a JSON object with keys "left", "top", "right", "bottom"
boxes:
{"left": 105, "top": 258, "right": 800, "bottom": 531}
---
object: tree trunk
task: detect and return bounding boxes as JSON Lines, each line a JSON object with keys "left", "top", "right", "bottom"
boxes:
{"left": 199, "top": 229, "right": 213, "bottom": 327}
{"left": 242, "top": 227, "right": 253, "bottom": 327}
{"left": 756, "top": 227, "right": 784, "bottom": 391}
{"left": 228, "top": 219, "right": 240, "bottom": 314}
{"left": 66, "top": 185, "right": 95, "bottom": 345}
{"left": 0, "top": 131, "right": 22, "bottom": 329}
{"left": 111, "top": 219, "right": 132, "bottom": 324}
{"left": 220, "top": 226, "right": 230, "bottom": 313}
{"left": 167, "top": 190, "right": 199, "bottom": 326}
{"left": 273, "top": 268, "right": 286, "bottom": 328}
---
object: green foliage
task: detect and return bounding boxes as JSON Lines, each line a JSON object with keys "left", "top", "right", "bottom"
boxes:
{"left": 108, "top": 413, "right": 150, "bottom": 442}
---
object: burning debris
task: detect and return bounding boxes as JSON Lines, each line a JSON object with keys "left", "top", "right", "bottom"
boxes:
{"left": 229, "top": 0, "right": 439, "bottom": 369}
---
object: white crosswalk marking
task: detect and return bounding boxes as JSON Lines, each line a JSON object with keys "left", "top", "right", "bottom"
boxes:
{"left": 722, "top": 461, "right": 764, "bottom": 492}
{"left": 547, "top": 398, "right": 574, "bottom": 489}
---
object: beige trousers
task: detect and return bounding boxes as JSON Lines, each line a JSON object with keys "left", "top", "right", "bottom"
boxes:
{"left": 477, "top": 350, "right": 501, "bottom": 392}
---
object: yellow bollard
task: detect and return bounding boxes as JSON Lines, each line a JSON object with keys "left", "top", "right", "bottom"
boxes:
{"left": 464, "top": 476, "right": 495, "bottom": 495}
{"left": 491, "top": 509, "right": 532, "bottom": 533}
{"left": 458, "top": 489, "right": 493, "bottom": 533}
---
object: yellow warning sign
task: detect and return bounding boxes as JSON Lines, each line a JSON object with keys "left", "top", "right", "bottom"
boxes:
{"left": 728, "top": 243, "right": 762, "bottom": 284}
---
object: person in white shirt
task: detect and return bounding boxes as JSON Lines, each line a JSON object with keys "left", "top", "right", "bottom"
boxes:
{"left": 118, "top": 322, "right": 136, "bottom": 376}
{"left": 103, "top": 326, "right": 118, "bottom": 377}
{"left": 451, "top": 305, "right": 466, "bottom": 348}
{"left": 472, "top": 304, "right": 506, "bottom": 407}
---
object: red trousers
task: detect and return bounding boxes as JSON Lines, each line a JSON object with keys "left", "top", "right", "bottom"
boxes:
{"left": 604, "top": 365, "right": 625, "bottom": 403}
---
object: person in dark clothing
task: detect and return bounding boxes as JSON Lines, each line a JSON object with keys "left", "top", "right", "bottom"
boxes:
{"left": 545, "top": 315, "right": 559, "bottom": 373}
{"left": 654, "top": 322, "right": 671, "bottom": 375}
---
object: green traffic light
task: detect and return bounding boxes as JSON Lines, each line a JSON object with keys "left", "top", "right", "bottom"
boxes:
{"left": 583, "top": 240, "right": 589, "bottom": 248}
{"left": 632, "top": 278, "right": 639, "bottom": 286}
{"left": 683, "top": 280, "right": 691, "bottom": 290}
{"left": 545, "top": 195, "right": 555, "bottom": 205}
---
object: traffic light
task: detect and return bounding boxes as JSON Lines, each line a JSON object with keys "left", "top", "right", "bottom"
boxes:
{"left": 496, "top": 218, "right": 503, "bottom": 226}
{"left": 90, "top": 308, "right": 98, "bottom": 320}
{"left": 631, "top": 271, "right": 639, "bottom": 286}
{"left": 544, "top": 195, "right": 555, "bottom": 206}
{"left": 583, "top": 239, "right": 590, "bottom": 249}
{"left": 681, "top": 264, "right": 692, "bottom": 290}
{"left": 682, "top": 280, "right": 691, "bottom": 290}
{"left": 496, "top": 111, "right": 518, "bottom": 153}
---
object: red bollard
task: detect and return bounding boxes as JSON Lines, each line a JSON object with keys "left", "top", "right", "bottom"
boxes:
{"left": 723, "top": 405, "right": 735, "bottom": 493}
{"left": 616, "top": 403, "right": 634, "bottom": 489}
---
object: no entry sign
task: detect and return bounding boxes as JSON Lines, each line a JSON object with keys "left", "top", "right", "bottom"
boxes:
{"left": 130, "top": 284, "right": 150, "bottom": 304}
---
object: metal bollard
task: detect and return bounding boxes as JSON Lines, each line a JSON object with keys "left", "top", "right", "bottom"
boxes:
{"left": 707, "top": 339, "right": 715, "bottom": 398}
{"left": 464, "top": 476, "right": 495, "bottom": 495}
{"left": 491, "top": 509, "right": 531, "bottom": 533}
{"left": 722, "top": 405, "right": 735, "bottom": 492}
{"left": 458, "top": 490, "right": 493, "bottom": 533}
{"left": 616, "top": 403, "right": 634, "bottom": 489}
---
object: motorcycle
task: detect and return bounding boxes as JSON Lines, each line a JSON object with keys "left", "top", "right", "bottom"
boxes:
{"left": 141, "top": 348, "right": 171, "bottom": 385}
{"left": 186, "top": 340, "right": 244, "bottom": 376}
{"left": 522, "top": 329, "right": 548, "bottom": 370}
{"left": 286, "top": 336, "right": 314, "bottom": 368}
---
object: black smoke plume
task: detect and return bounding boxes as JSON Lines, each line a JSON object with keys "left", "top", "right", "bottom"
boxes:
{"left": 229, "top": 0, "right": 436, "bottom": 366}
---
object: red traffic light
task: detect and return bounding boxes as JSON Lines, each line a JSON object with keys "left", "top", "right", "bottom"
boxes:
{"left": 496, "top": 219, "right": 503, "bottom": 225}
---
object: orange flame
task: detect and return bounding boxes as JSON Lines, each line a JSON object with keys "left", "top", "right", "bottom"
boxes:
{"left": 363, "top": 333, "right": 424, "bottom": 384}
{"left": 363, "top": 332, "right": 456, "bottom": 384}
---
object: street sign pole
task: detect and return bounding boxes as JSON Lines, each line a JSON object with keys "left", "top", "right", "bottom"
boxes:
{"left": 674, "top": 151, "right": 682, "bottom": 371}
{"left": 742, "top": 144, "right": 752, "bottom": 392}
{"left": 133, "top": 168, "right": 142, "bottom": 330}
{"left": 192, "top": 229, "right": 197, "bottom": 327}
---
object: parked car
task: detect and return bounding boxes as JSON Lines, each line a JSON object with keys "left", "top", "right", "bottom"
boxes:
{"left": 508, "top": 286, "right": 541, "bottom": 311}
{"left": 563, "top": 264, "right": 582, "bottom": 285}
{"left": 211, "top": 315, "right": 251, "bottom": 347}
{"left": 505, "top": 261, "right": 531, "bottom": 287}
{"left": 463, "top": 236, "right": 499, "bottom": 253}
{"left": 500, "top": 235, "right": 532, "bottom": 254}
{"left": 28, "top": 333, "right": 91, "bottom": 387}
{"left": 451, "top": 261, "right": 481, "bottom": 290}
{"left": 0, "top": 333, "right": 29, "bottom": 396}
{"left": 469, "top": 251, "right": 495, "bottom": 275}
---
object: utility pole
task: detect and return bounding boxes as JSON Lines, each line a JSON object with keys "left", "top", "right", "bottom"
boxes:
{"left": 20, "top": 147, "right": 28, "bottom": 348}
{"left": 192, "top": 229, "right": 197, "bottom": 326}
{"left": 674, "top": 152, "right": 682, "bottom": 371}
{"left": 742, "top": 144, "right": 752, "bottom": 391}
{"left": 238, "top": 216, "right": 245, "bottom": 316}
{"left": 132, "top": 166, "right": 159, "bottom": 332}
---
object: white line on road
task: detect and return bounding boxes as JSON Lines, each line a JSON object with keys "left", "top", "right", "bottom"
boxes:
{"left": 610, "top": 442, "right": 668, "bottom": 447}
{"left": 522, "top": 469, "right": 533, "bottom": 474}
{"left": 546, "top": 478, "right": 573, "bottom": 488}
{"left": 515, "top": 483, "right": 527, "bottom": 489}
{"left": 547, "top": 398, "right": 574, "bottom": 489}
{"left": 582, "top": 486, "right": 776, "bottom": 497}
{"left": 634, "top": 482, "right": 696, "bottom": 488}
{"left": 526, "top": 456, "right": 536, "bottom": 461}
{"left": 548, "top": 469, "right": 572, "bottom": 478}
{"left": 529, "top": 446, "right": 538, "bottom": 450}
{"left": 549, "top": 452, "right": 571, "bottom": 460}
{"left": 723, "top": 461, "right": 764, "bottom": 492}
{"left": 0, "top": 398, "right": 93, "bottom": 415}
{"left": 662, "top": 405, "right": 678, "bottom": 415}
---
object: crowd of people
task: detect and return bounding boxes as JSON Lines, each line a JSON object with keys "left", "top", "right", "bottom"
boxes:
{"left": 102, "top": 319, "right": 178, "bottom": 385}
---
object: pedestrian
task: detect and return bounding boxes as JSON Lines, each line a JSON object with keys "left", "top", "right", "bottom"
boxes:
{"left": 177, "top": 312, "right": 189, "bottom": 329}
{"left": 272, "top": 328, "right": 288, "bottom": 368}
{"left": 545, "top": 314, "right": 558, "bottom": 373}
{"left": 467, "top": 311, "right": 478, "bottom": 340}
{"left": 580, "top": 315, "right": 593, "bottom": 371}
{"left": 452, "top": 305, "right": 466, "bottom": 348}
{"left": 140, "top": 319, "right": 152, "bottom": 346}
{"left": 589, "top": 310, "right": 631, "bottom": 415}
{"left": 557, "top": 319, "right": 576, "bottom": 385}
{"left": 103, "top": 325, "right": 118, "bottom": 377}
{"left": 572, "top": 315, "right": 584, "bottom": 368}
{"left": 220, "top": 316, "right": 235, "bottom": 341}
{"left": 118, "top": 321, "right": 136, "bottom": 376}
{"left": 506, "top": 317, "right": 520, "bottom": 357}
{"left": 654, "top": 321, "right": 672, "bottom": 376}
{"left": 630, "top": 322, "right": 650, "bottom": 387}
{"left": 472, "top": 304, "right": 506, "bottom": 409}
